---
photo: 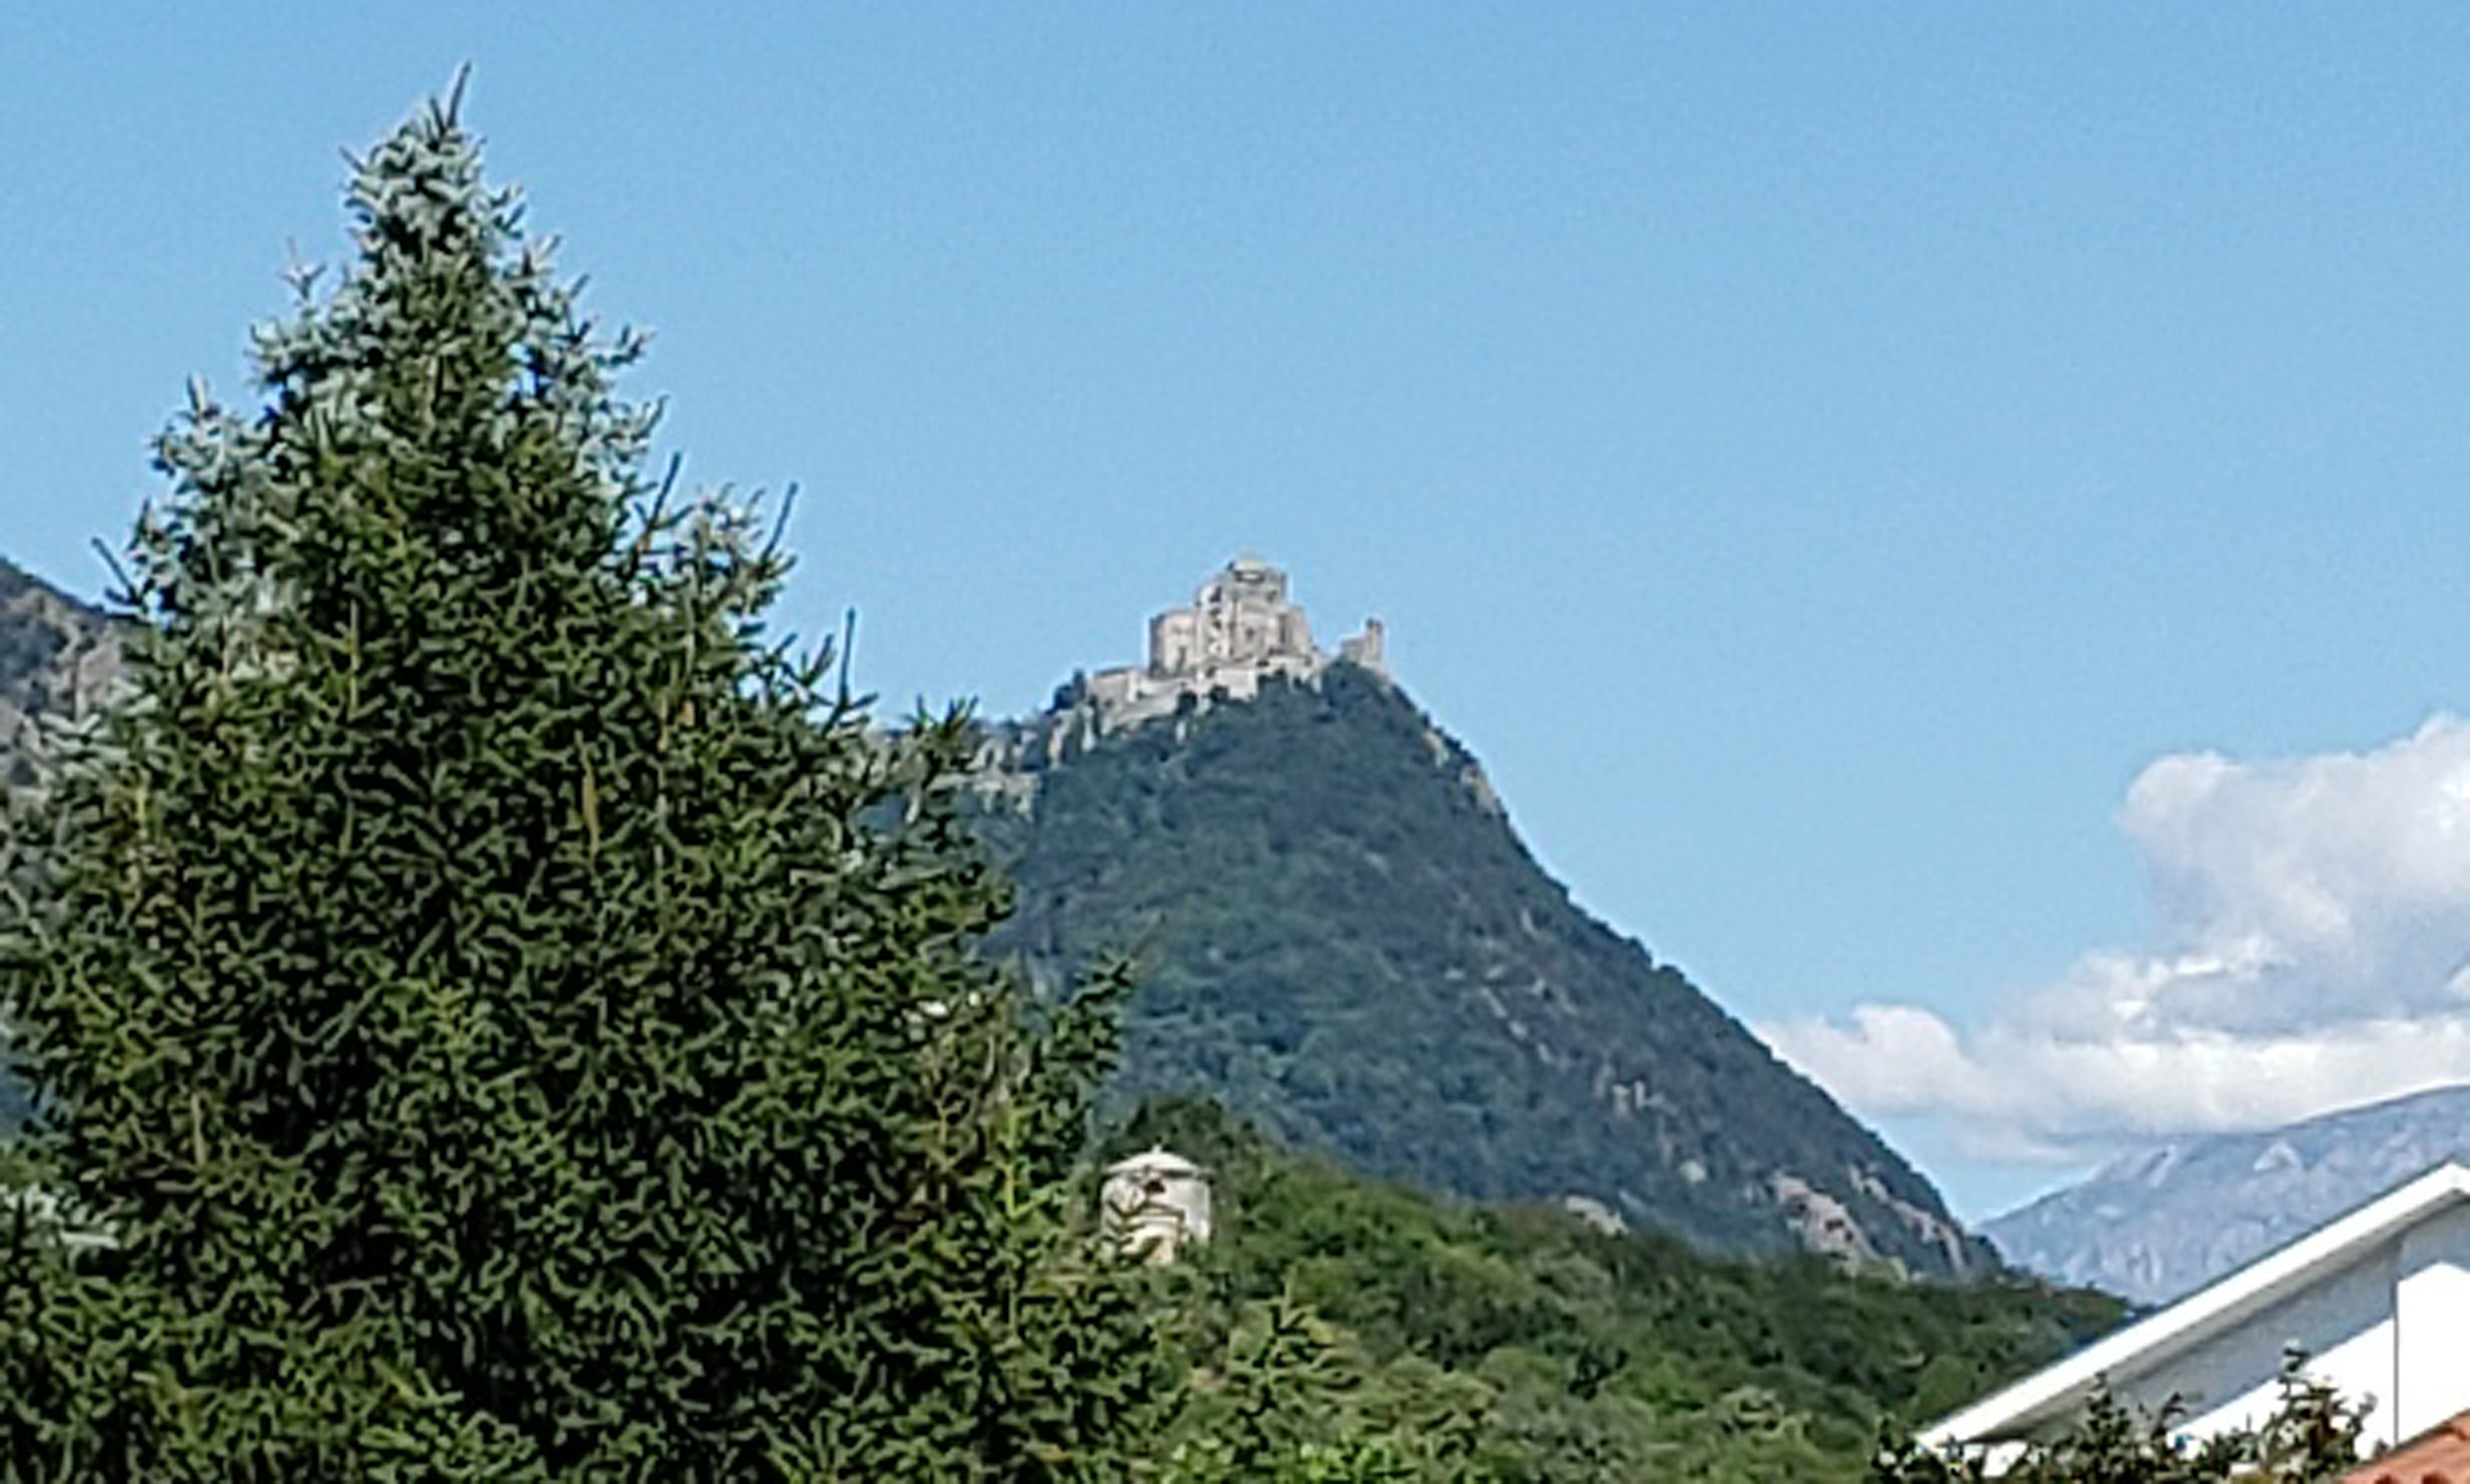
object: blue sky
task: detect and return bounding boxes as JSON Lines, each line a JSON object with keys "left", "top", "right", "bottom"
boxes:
{"left": 11, "top": 6, "right": 2470, "bottom": 1219}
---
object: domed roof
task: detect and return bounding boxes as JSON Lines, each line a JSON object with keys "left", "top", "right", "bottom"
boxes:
{"left": 1104, "top": 1145, "right": 1202, "bottom": 1179}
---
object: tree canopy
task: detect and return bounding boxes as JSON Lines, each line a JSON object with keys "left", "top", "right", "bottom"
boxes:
{"left": 0, "top": 87, "right": 1150, "bottom": 1480}
{"left": 1099, "top": 1095, "right": 2123, "bottom": 1482}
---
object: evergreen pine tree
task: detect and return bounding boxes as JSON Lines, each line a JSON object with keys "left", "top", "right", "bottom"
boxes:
{"left": 0, "top": 85, "right": 1158, "bottom": 1480}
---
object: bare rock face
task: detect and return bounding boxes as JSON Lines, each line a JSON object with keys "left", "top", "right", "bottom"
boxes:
{"left": 1984, "top": 1084, "right": 2470, "bottom": 1303}
{"left": 0, "top": 557, "right": 122, "bottom": 764}
{"left": 1770, "top": 1172, "right": 1884, "bottom": 1267}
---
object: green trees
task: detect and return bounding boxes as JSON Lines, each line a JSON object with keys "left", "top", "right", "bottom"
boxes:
{"left": 1869, "top": 1356, "right": 2369, "bottom": 1483}
{"left": 0, "top": 90, "right": 1149, "bottom": 1479}
{"left": 1098, "top": 1098, "right": 2123, "bottom": 1482}
{"left": 1104, "top": 1095, "right": 2361, "bottom": 1481}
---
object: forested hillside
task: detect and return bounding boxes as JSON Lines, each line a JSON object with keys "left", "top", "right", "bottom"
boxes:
{"left": 1105, "top": 1097, "right": 2125, "bottom": 1480}
{"left": 978, "top": 666, "right": 1995, "bottom": 1276}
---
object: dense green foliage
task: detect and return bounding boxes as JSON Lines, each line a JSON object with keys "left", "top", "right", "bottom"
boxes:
{"left": 1107, "top": 1098, "right": 2125, "bottom": 1482}
{"left": 980, "top": 668, "right": 1994, "bottom": 1273}
{"left": 0, "top": 561, "right": 116, "bottom": 1129}
{"left": 0, "top": 95, "right": 1161, "bottom": 1479}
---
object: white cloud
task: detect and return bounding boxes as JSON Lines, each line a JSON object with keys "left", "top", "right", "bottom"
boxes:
{"left": 1762, "top": 715, "right": 2470, "bottom": 1167}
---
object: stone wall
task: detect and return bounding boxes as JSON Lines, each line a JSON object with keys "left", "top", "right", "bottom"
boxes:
{"left": 1087, "top": 556, "right": 1383, "bottom": 727}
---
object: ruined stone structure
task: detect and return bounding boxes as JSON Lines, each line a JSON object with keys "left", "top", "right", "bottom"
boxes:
{"left": 1099, "top": 1147, "right": 1213, "bottom": 1265}
{"left": 1085, "top": 556, "right": 1384, "bottom": 727}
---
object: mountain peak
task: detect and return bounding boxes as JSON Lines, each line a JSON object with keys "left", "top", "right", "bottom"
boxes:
{"left": 979, "top": 662, "right": 1994, "bottom": 1275}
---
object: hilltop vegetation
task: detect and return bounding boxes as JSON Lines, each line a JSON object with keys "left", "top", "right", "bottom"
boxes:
{"left": 1106, "top": 1097, "right": 2125, "bottom": 1481}
{"left": 0, "top": 560, "right": 101, "bottom": 708}
{"left": 978, "top": 667, "right": 1991, "bottom": 1275}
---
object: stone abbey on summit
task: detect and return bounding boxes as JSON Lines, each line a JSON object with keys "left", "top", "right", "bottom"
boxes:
{"left": 1085, "top": 556, "right": 1385, "bottom": 727}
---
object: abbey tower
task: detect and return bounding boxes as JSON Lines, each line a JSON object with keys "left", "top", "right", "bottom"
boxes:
{"left": 1084, "top": 556, "right": 1384, "bottom": 726}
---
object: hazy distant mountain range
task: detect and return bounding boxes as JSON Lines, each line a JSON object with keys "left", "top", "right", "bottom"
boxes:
{"left": 976, "top": 665, "right": 1994, "bottom": 1276}
{"left": 1984, "top": 1084, "right": 2470, "bottom": 1303}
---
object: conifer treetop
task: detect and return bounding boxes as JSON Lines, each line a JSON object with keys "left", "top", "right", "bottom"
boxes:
{"left": 0, "top": 85, "right": 1154, "bottom": 1480}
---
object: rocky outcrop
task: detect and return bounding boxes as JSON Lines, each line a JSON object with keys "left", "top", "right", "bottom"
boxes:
{"left": 0, "top": 558, "right": 122, "bottom": 768}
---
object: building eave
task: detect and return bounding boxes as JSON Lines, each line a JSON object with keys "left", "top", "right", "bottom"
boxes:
{"left": 1923, "top": 1158, "right": 2470, "bottom": 1448}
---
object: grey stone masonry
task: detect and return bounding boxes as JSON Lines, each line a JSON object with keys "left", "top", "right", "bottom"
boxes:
{"left": 1085, "top": 556, "right": 1384, "bottom": 726}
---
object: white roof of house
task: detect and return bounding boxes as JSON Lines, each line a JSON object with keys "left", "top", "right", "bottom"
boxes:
{"left": 1923, "top": 1158, "right": 2470, "bottom": 1448}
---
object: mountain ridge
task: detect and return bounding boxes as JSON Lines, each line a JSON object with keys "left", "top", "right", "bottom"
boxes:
{"left": 1985, "top": 1083, "right": 2470, "bottom": 1302}
{"left": 0, "top": 556, "right": 121, "bottom": 769}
